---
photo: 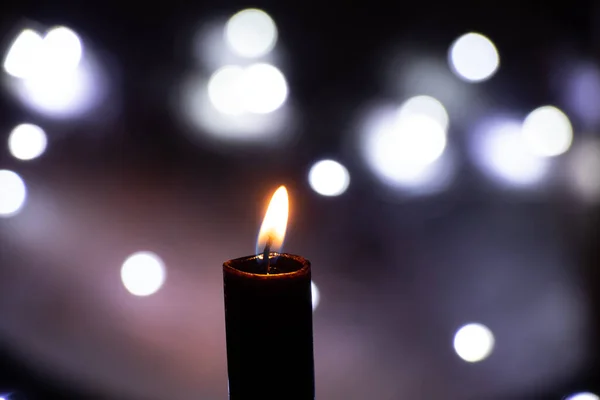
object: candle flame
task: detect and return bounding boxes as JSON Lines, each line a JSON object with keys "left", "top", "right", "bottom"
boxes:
{"left": 256, "top": 186, "right": 289, "bottom": 256}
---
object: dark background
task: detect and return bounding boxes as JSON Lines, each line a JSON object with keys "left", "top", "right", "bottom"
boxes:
{"left": 0, "top": 0, "right": 599, "bottom": 399}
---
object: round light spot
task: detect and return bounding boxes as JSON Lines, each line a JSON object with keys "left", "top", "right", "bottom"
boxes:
{"left": 41, "top": 26, "right": 83, "bottom": 74}
{"left": 453, "top": 323, "right": 495, "bottom": 363}
{"left": 311, "top": 281, "right": 320, "bottom": 312}
{"left": 449, "top": 32, "right": 499, "bottom": 82}
{"left": 472, "top": 119, "right": 550, "bottom": 187}
{"left": 18, "top": 60, "right": 95, "bottom": 117}
{"left": 522, "top": 106, "right": 573, "bottom": 157}
{"left": 0, "top": 170, "right": 27, "bottom": 217}
{"left": 225, "top": 9, "right": 278, "bottom": 58}
{"left": 565, "top": 393, "right": 600, "bottom": 400}
{"left": 367, "top": 114, "right": 447, "bottom": 184}
{"left": 361, "top": 105, "right": 454, "bottom": 194}
{"left": 208, "top": 65, "right": 246, "bottom": 115}
{"left": 121, "top": 252, "right": 166, "bottom": 297}
{"left": 398, "top": 95, "right": 449, "bottom": 130}
{"left": 308, "top": 159, "right": 350, "bottom": 197}
{"left": 240, "top": 63, "right": 288, "bottom": 114}
{"left": 207, "top": 63, "right": 288, "bottom": 115}
{"left": 3, "top": 29, "right": 43, "bottom": 79}
{"left": 8, "top": 123, "right": 47, "bottom": 161}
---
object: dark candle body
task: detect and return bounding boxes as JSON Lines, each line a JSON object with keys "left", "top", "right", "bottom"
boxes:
{"left": 223, "top": 253, "right": 315, "bottom": 400}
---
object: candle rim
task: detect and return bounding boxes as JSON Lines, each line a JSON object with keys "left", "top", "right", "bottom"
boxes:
{"left": 223, "top": 253, "right": 310, "bottom": 279}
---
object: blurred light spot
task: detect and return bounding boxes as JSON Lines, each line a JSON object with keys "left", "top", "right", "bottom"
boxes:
{"left": 225, "top": 9, "right": 277, "bottom": 58}
{"left": 8, "top": 123, "right": 47, "bottom": 161}
{"left": 3, "top": 29, "right": 43, "bottom": 78}
{"left": 563, "top": 63, "right": 600, "bottom": 128}
{"left": 471, "top": 118, "right": 550, "bottom": 187}
{"left": 308, "top": 159, "right": 350, "bottom": 197}
{"left": 13, "top": 58, "right": 100, "bottom": 118}
{"left": 567, "top": 138, "right": 600, "bottom": 203}
{"left": 208, "top": 63, "right": 288, "bottom": 115}
{"left": 449, "top": 32, "right": 499, "bottom": 82}
{"left": 311, "top": 281, "right": 320, "bottom": 312}
{"left": 398, "top": 95, "right": 449, "bottom": 130}
{"left": 181, "top": 72, "right": 292, "bottom": 146}
{"left": 522, "top": 106, "right": 573, "bottom": 157}
{"left": 241, "top": 63, "right": 287, "bottom": 113}
{"left": 453, "top": 323, "right": 495, "bottom": 363}
{"left": 0, "top": 170, "right": 27, "bottom": 217}
{"left": 361, "top": 104, "right": 453, "bottom": 195}
{"left": 565, "top": 393, "right": 600, "bottom": 400}
{"left": 40, "top": 26, "right": 83, "bottom": 74}
{"left": 208, "top": 65, "right": 245, "bottom": 115}
{"left": 121, "top": 252, "right": 166, "bottom": 297}
{"left": 5, "top": 26, "right": 102, "bottom": 118}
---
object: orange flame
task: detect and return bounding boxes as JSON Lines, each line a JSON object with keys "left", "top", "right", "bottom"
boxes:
{"left": 256, "top": 186, "right": 289, "bottom": 255}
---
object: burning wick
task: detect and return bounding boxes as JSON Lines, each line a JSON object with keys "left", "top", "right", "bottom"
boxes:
{"left": 263, "top": 235, "right": 273, "bottom": 274}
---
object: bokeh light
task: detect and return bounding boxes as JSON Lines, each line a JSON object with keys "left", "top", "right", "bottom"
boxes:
{"left": 8, "top": 123, "right": 48, "bottom": 161}
{"left": 225, "top": 9, "right": 278, "bottom": 58}
{"left": 18, "top": 60, "right": 94, "bottom": 116}
{"left": 181, "top": 71, "right": 292, "bottom": 146}
{"left": 208, "top": 65, "right": 245, "bottom": 115}
{"left": 398, "top": 95, "right": 449, "bottom": 130}
{"left": 3, "top": 26, "right": 104, "bottom": 118}
{"left": 453, "top": 323, "right": 495, "bottom": 363}
{"left": 207, "top": 63, "right": 288, "bottom": 115}
{"left": 241, "top": 63, "right": 288, "bottom": 114}
{"left": 449, "top": 32, "right": 499, "bottom": 82}
{"left": 3, "top": 29, "right": 43, "bottom": 79}
{"left": 311, "top": 281, "right": 320, "bottom": 312}
{"left": 522, "top": 106, "right": 573, "bottom": 157}
{"left": 361, "top": 104, "right": 451, "bottom": 193}
{"left": 567, "top": 138, "right": 600, "bottom": 203}
{"left": 471, "top": 118, "right": 550, "bottom": 187}
{"left": 40, "top": 26, "right": 83, "bottom": 74}
{"left": 565, "top": 393, "right": 600, "bottom": 400}
{"left": 0, "top": 170, "right": 27, "bottom": 217}
{"left": 308, "top": 159, "right": 350, "bottom": 197}
{"left": 121, "top": 252, "right": 167, "bottom": 297}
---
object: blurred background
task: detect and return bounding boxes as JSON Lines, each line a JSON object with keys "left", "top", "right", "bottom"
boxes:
{"left": 0, "top": 0, "right": 599, "bottom": 399}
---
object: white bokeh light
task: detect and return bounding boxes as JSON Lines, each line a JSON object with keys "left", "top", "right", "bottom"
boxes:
{"left": 367, "top": 114, "right": 446, "bottom": 182}
{"left": 308, "top": 159, "right": 350, "bottom": 197}
{"left": 311, "top": 281, "right": 320, "bottom": 312}
{"left": 3, "top": 29, "right": 43, "bottom": 79}
{"left": 522, "top": 106, "right": 573, "bottom": 157}
{"left": 208, "top": 63, "right": 288, "bottom": 115}
{"left": 360, "top": 105, "right": 454, "bottom": 195}
{"left": 0, "top": 170, "right": 27, "bottom": 217}
{"left": 398, "top": 95, "right": 449, "bottom": 130}
{"left": 208, "top": 65, "right": 246, "bottom": 115}
{"left": 5, "top": 26, "right": 101, "bottom": 118}
{"left": 8, "top": 123, "right": 47, "bottom": 161}
{"left": 225, "top": 9, "right": 278, "bottom": 58}
{"left": 449, "top": 32, "right": 499, "bottom": 82}
{"left": 453, "top": 323, "right": 495, "bottom": 363}
{"left": 565, "top": 393, "right": 600, "bottom": 400}
{"left": 14, "top": 58, "right": 99, "bottom": 118}
{"left": 40, "top": 26, "right": 83, "bottom": 74}
{"left": 241, "top": 63, "right": 288, "bottom": 114}
{"left": 121, "top": 252, "right": 167, "bottom": 297}
{"left": 471, "top": 118, "right": 550, "bottom": 187}
{"left": 181, "top": 72, "right": 292, "bottom": 146}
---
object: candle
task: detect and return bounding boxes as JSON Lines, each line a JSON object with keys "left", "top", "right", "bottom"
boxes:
{"left": 223, "top": 186, "right": 315, "bottom": 400}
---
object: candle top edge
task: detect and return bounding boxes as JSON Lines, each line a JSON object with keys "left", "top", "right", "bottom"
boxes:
{"left": 223, "top": 253, "right": 310, "bottom": 279}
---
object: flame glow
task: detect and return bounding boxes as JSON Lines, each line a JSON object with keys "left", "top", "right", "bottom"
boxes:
{"left": 256, "top": 186, "right": 289, "bottom": 255}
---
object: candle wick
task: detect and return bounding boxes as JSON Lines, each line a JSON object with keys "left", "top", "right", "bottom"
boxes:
{"left": 263, "top": 235, "right": 273, "bottom": 274}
